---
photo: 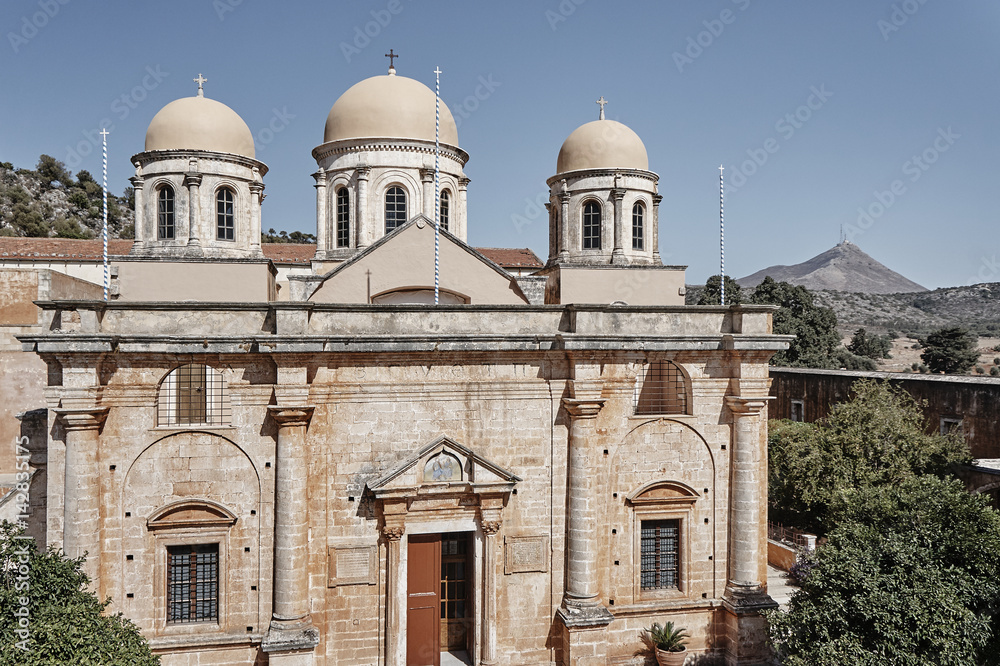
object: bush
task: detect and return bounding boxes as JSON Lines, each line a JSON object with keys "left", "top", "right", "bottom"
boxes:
{"left": 921, "top": 327, "right": 979, "bottom": 374}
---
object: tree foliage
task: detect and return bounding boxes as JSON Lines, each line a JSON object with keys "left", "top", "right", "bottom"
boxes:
{"left": 0, "top": 522, "right": 159, "bottom": 665}
{"left": 847, "top": 327, "right": 892, "bottom": 360}
{"left": 768, "top": 476, "right": 1000, "bottom": 666}
{"left": 261, "top": 228, "right": 316, "bottom": 244}
{"left": 768, "top": 379, "right": 970, "bottom": 534}
{"left": 35, "top": 155, "right": 72, "bottom": 189}
{"left": 748, "top": 277, "right": 841, "bottom": 368}
{"left": 920, "top": 327, "right": 979, "bottom": 374}
{"left": 697, "top": 274, "right": 742, "bottom": 305}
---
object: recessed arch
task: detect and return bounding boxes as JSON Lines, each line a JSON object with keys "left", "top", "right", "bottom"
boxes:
{"left": 147, "top": 498, "right": 238, "bottom": 530}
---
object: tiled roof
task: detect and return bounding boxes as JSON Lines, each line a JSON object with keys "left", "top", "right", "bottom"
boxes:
{"left": 476, "top": 247, "right": 543, "bottom": 268}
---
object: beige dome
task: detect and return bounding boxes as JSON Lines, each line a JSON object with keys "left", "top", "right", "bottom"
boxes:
{"left": 324, "top": 73, "right": 459, "bottom": 145}
{"left": 145, "top": 96, "right": 255, "bottom": 158}
{"left": 556, "top": 119, "right": 648, "bottom": 173}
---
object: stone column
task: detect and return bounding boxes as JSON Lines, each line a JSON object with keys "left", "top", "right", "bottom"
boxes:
{"left": 611, "top": 188, "right": 626, "bottom": 264}
{"left": 313, "top": 168, "right": 327, "bottom": 259}
{"left": 54, "top": 407, "right": 108, "bottom": 589}
{"left": 651, "top": 194, "right": 663, "bottom": 263}
{"left": 130, "top": 172, "right": 144, "bottom": 253}
{"left": 383, "top": 523, "right": 405, "bottom": 666}
{"left": 725, "top": 397, "right": 768, "bottom": 594}
{"left": 480, "top": 519, "right": 502, "bottom": 666}
{"left": 356, "top": 166, "right": 370, "bottom": 249}
{"left": 558, "top": 192, "right": 571, "bottom": 262}
{"left": 263, "top": 406, "right": 319, "bottom": 662}
{"left": 250, "top": 180, "right": 264, "bottom": 257}
{"left": 458, "top": 177, "right": 470, "bottom": 241}
{"left": 420, "top": 168, "right": 434, "bottom": 220}
{"left": 184, "top": 170, "right": 202, "bottom": 249}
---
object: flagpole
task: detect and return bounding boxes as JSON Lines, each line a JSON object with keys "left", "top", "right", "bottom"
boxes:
{"left": 102, "top": 128, "right": 109, "bottom": 302}
{"left": 434, "top": 66, "right": 441, "bottom": 306}
{"left": 719, "top": 165, "right": 725, "bottom": 306}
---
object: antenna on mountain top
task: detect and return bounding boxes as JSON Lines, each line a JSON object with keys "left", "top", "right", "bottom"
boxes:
{"left": 840, "top": 224, "right": 845, "bottom": 245}
{"left": 719, "top": 165, "right": 725, "bottom": 306}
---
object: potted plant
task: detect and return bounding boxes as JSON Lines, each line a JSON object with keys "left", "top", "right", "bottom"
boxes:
{"left": 641, "top": 621, "right": 690, "bottom": 666}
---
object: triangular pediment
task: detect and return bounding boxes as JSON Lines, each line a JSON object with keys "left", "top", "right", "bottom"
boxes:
{"left": 368, "top": 436, "right": 520, "bottom": 495}
{"left": 308, "top": 218, "right": 530, "bottom": 305}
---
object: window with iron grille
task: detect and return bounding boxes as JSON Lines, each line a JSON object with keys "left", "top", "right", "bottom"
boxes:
{"left": 336, "top": 187, "right": 350, "bottom": 248}
{"left": 640, "top": 519, "right": 679, "bottom": 590}
{"left": 385, "top": 186, "right": 407, "bottom": 233}
{"left": 632, "top": 202, "right": 644, "bottom": 250}
{"left": 634, "top": 361, "right": 688, "bottom": 415}
{"left": 158, "top": 186, "right": 175, "bottom": 239}
{"left": 167, "top": 543, "right": 219, "bottom": 624}
{"left": 439, "top": 189, "right": 450, "bottom": 232}
{"left": 582, "top": 201, "right": 601, "bottom": 249}
{"left": 216, "top": 188, "right": 235, "bottom": 240}
{"left": 157, "top": 364, "right": 230, "bottom": 427}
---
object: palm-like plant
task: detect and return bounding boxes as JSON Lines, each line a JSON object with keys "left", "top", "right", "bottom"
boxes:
{"left": 642, "top": 621, "right": 689, "bottom": 653}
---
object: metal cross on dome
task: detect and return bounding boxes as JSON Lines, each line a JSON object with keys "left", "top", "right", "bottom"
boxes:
{"left": 597, "top": 96, "right": 608, "bottom": 120}
{"left": 194, "top": 73, "right": 207, "bottom": 97}
{"left": 385, "top": 49, "right": 398, "bottom": 70}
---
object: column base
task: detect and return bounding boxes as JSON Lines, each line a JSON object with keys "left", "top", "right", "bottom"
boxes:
{"left": 262, "top": 618, "right": 320, "bottom": 662}
{"left": 557, "top": 602, "right": 614, "bottom": 628}
{"left": 611, "top": 250, "right": 628, "bottom": 265}
{"left": 721, "top": 585, "right": 777, "bottom": 666}
{"left": 557, "top": 604, "right": 614, "bottom": 666}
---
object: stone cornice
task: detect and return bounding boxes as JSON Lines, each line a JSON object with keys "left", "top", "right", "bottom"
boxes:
{"left": 131, "top": 150, "right": 268, "bottom": 176}
{"left": 562, "top": 398, "right": 605, "bottom": 419}
{"left": 53, "top": 406, "right": 109, "bottom": 431}
{"left": 267, "top": 405, "right": 315, "bottom": 427}
{"left": 312, "top": 137, "right": 469, "bottom": 165}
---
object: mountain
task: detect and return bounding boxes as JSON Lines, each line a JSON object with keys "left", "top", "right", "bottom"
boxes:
{"left": 737, "top": 241, "right": 927, "bottom": 294}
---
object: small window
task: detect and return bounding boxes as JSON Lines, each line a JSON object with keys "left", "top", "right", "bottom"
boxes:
{"left": 440, "top": 189, "right": 450, "bottom": 232}
{"left": 158, "top": 186, "right": 175, "bottom": 240}
{"left": 167, "top": 543, "right": 219, "bottom": 624}
{"left": 582, "top": 201, "right": 601, "bottom": 250}
{"left": 216, "top": 188, "right": 235, "bottom": 241}
{"left": 940, "top": 417, "right": 962, "bottom": 435}
{"left": 790, "top": 400, "right": 805, "bottom": 423}
{"left": 632, "top": 203, "right": 644, "bottom": 250}
{"left": 336, "top": 187, "right": 350, "bottom": 248}
{"left": 640, "top": 519, "right": 679, "bottom": 590}
{"left": 634, "top": 361, "right": 688, "bottom": 415}
{"left": 385, "top": 186, "right": 407, "bottom": 233}
{"left": 157, "top": 364, "right": 230, "bottom": 427}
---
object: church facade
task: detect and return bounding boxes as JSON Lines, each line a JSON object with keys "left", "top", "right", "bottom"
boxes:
{"left": 13, "top": 64, "right": 789, "bottom": 665}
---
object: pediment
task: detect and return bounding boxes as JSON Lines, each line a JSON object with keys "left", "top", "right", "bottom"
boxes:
{"left": 147, "top": 498, "right": 238, "bottom": 530}
{"left": 626, "top": 480, "right": 700, "bottom": 505}
{"left": 367, "top": 436, "right": 521, "bottom": 496}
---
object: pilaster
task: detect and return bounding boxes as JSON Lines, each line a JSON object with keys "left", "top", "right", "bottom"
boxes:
{"left": 651, "top": 193, "right": 663, "bottom": 263}
{"left": 480, "top": 514, "right": 502, "bottom": 666}
{"left": 250, "top": 167, "right": 264, "bottom": 257}
{"left": 383, "top": 521, "right": 405, "bottom": 666}
{"left": 130, "top": 169, "right": 145, "bottom": 251}
{"left": 420, "top": 168, "right": 435, "bottom": 220}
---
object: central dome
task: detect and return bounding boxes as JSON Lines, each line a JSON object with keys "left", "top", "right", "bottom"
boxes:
{"left": 324, "top": 73, "right": 459, "bottom": 146}
{"left": 145, "top": 96, "right": 255, "bottom": 159}
{"left": 556, "top": 119, "right": 648, "bottom": 174}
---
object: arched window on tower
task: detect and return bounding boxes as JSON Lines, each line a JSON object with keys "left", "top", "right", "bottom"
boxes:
{"left": 336, "top": 187, "right": 350, "bottom": 248}
{"left": 216, "top": 187, "right": 235, "bottom": 241}
{"left": 158, "top": 186, "right": 175, "bottom": 240}
{"left": 583, "top": 201, "right": 601, "bottom": 250}
{"left": 385, "top": 186, "right": 407, "bottom": 233}
{"left": 633, "top": 360, "right": 688, "bottom": 415}
{"left": 632, "top": 202, "right": 645, "bottom": 250}
{"left": 439, "top": 189, "right": 450, "bottom": 232}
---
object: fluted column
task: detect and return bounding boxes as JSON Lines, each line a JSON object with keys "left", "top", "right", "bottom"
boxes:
{"left": 356, "top": 166, "right": 370, "bottom": 249}
{"left": 481, "top": 519, "right": 502, "bottom": 666}
{"left": 611, "top": 188, "right": 626, "bottom": 264}
{"left": 313, "top": 168, "right": 327, "bottom": 259}
{"left": 725, "top": 397, "right": 768, "bottom": 593}
{"left": 420, "top": 168, "right": 434, "bottom": 220}
{"left": 383, "top": 523, "right": 405, "bottom": 666}
{"left": 54, "top": 407, "right": 108, "bottom": 589}
{"left": 184, "top": 170, "right": 202, "bottom": 248}
{"left": 651, "top": 193, "right": 662, "bottom": 264}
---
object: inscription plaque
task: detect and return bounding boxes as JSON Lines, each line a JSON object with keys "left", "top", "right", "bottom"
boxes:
{"left": 504, "top": 535, "right": 548, "bottom": 575}
{"left": 328, "top": 545, "right": 377, "bottom": 587}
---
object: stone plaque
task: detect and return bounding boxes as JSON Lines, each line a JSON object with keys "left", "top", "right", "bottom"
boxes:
{"left": 328, "top": 545, "right": 377, "bottom": 587}
{"left": 504, "top": 535, "right": 548, "bottom": 575}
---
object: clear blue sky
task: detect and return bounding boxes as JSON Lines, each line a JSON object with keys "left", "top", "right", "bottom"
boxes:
{"left": 2, "top": 0, "right": 997, "bottom": 289}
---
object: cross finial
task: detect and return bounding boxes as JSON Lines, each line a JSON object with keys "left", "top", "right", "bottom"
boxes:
{"left": 434, "top": 66, "right": 442, "bottom": 77}
{"left": 100, "top": 128, "right": 109, "bottom": 139}
{"left": 719, "top": 164, "right": 724, "bottom": 173}
{"left": 385, "top": 49, "right": 398, "bottom": 72}
{"left": 596, "top": 96, "right": 608, "bottom": 120}
{"left": 194, "top": 73, "right": 207, "bottom": 97}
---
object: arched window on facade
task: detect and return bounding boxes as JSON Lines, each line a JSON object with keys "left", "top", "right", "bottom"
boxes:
{"left": 158, "top": 186, "right": 175, "bottom": 239}
{"left": 216, "top": 188, "right": 235, "bottom": 241}
{"left": 385, "top": 186, "right": 407, "bottom": 233}
{"left": 439, "top": 189, "right": 450, "bottom": 232}
{"left": 336, "top": 187, "right": 350, "bottom": 248}
{"left": 633, "top": 360, "right": 688, "bottom": 415}
{"left": 582, "top": 201, "right": 601, "bottom": 250}
{"left": 632, "top": 202, "right": 645, "bottom": 250}
{"left": 157, "top": 364, "right": 231, "bottom": 427}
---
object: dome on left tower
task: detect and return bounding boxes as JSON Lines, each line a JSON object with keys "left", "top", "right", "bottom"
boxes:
{"left": 145, "top": 95, "right": 255, "bottom": 159}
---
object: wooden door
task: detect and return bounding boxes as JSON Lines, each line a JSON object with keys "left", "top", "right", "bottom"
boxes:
{"left": 407, "top": 535, "right": 440, "bottom": 666}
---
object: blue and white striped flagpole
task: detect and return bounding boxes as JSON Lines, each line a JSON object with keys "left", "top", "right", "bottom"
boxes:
{"left": 719, "top": 165, "right": 725, "bottom": 307}
{"left": 101, "top": 128, "right": 109, "bottom": 302}
{"left": 434, "top": 66, "right": 441, "bottom": 306}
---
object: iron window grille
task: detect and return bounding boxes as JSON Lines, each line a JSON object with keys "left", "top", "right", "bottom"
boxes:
{"left": 158, "top": 186, "right": 175, "bottom": 239}
{"left": 216, "top": 188, "right": 235, "bottom": 240}
{"left": 640, "top": 519, "right": 679, "bottom": 590}
{"left": 582, "top": 201, "right": 601, "bottom": 249}
{"left": 633, "top": 361, "right": 688, "bottom": 415}
{"left": 632, "top": 203, "right": 644, "bottom": 250}
{"left": 440, "top": 189, "right": 450, "bottom": 232}
{"left": 157, "top": 364, "right": 231, "bottom": 427}
{"left": 336, "top": 187, "right": 350, "bottom": 248}
{"left": 385, "top": 186, "right": 407, "bottom": 233}
{"left": 167, "top": 543, "right": 219, "bottom": 624}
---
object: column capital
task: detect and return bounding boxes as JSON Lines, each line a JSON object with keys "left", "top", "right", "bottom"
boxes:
{"left": 312, "top": 167, "right": 327, "bottom": 185}
{"left": 419, "top": 168, "right": 435, "bottom": 183}
{"left": 183, "top": 172, "right": 203, "bottom": 187}
{"left": 267, "top": 405, "right": 315, "bottom": 428}
{"left": 458, "top": 176, "right": 471, "bottom": 189}
{"left": 725, "top": 396, "right": 772, "bottom": 416}
{"left": 355, "top": 165, "right": 370, "bottom": 179}
{"left": 249, "top": 182, "right": 264, "bottom": 196}
{"left": 481, "top": 520, "right": 502, "bottom": 536}
{"left": 610, "top": 188, "right": 626, "bottom": 201}
{"left": 129, "top": 175, "right": 144, "bottom": 188}
{"left": 652, "top": 193, "right": 663, "bottom": 206}
{"left": 53, "top": 407, "right": 109, "bottom": 431}
{"left": 562, "top": 398, "right": 605, "bottom": 419}
{"left": 382, "top": 525, "right": 405, "bottom": 541}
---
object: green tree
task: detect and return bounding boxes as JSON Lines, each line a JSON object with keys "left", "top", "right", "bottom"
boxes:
{"left": 35, "top": 154, "right": 72, "bottom": 189}
{"left": 11, "top": 204, "right": 47, "bottom": 237}
{"left": 697, "top": 274, "right": 742, "bottom": 305}
{"left": 920, "top": 327, "right": 979, "bottom": 374}
{"left": 768, "top": 476, "right": 1000, "bottom": 666}
{"left": 847, "top": 327, "right": 892, "bottom": 361}
{"left": 0, "top": 522, "right": 159, "bottom": 665}
{"left": 768, "top": 379, "right": 970, "bottom": 533}
{"left": 748, "top": 277, "right": 840, "bottom": 368}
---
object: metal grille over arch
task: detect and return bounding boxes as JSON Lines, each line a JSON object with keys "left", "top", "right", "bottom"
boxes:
{"left": 633, "top": 360, "right": 689, "bottom": 415}
{"left": 157, "top": 364, "right": 231, "bottom": 427}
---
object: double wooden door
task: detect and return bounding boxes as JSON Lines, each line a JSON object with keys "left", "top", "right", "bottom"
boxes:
{"left": 407, "top": 532, "right": 472, "bottom": 666}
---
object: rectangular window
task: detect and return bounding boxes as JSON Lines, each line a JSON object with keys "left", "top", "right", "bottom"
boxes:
{"left": 940, "top": 417, "right": 962, "bottom": 435}
{"left": 640, "top": 519, "right": 679, "bottom": 590}
{"left": 790, "top": 400, "right": 805, "bottom": 423}
{"left": 167, "top": 543, "right": 219, "bottom": 623}
{"left": 175, "top": 364, "right": 207, "bottom": 425}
